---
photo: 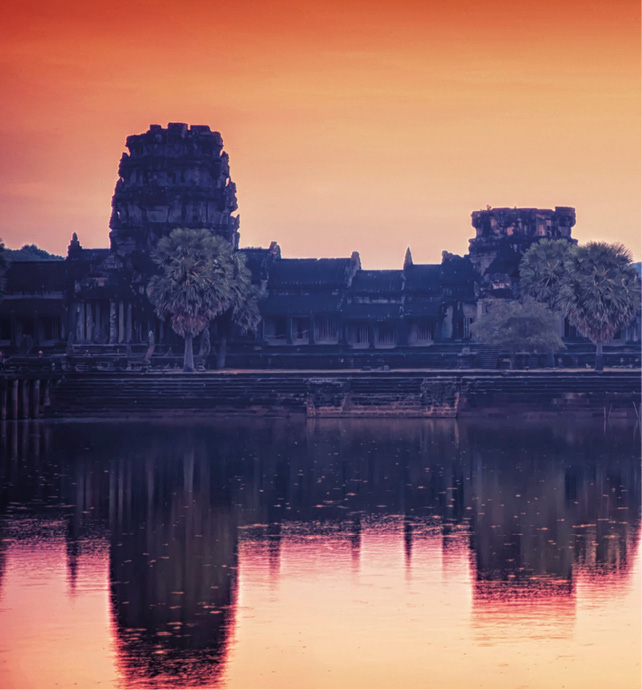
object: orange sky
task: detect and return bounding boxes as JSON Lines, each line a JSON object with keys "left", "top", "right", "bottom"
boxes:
{"left": 1, "top": 0, "right": 639, "bottom": 268}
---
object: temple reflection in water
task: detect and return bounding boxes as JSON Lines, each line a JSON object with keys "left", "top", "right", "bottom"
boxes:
{"left": 0, "top": 418, "right": 639, "bottom": 688}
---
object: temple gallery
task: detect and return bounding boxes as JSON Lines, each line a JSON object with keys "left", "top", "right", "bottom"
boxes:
{"left": 2, "top": 123, "right": 640, "bottom": 368}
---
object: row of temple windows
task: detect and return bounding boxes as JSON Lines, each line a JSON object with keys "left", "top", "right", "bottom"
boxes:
{"left": 0, "top": 317, "right": 61, "bottom": 343}
{"left": 1, "top": 313, "right": 633, "bottom": 347}
{"left": 264, "top": 318, "right": 435, "bottom": 344}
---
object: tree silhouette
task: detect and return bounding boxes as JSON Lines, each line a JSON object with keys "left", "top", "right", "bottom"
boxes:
{"left": 520, "top": 239, "right": 572, "bottom": 309}
{"left": 558, "top": 242, "right": 640, "bottom": 371}
{"left": 471, "top": 298, "right": 564, "bottom": 369}
{"left": 147, "top": 229, "right": 234, "bottom": 372}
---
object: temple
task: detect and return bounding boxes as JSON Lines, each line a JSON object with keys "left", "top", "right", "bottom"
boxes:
{"left": 1, "top": 123, "right": 639, "bottom": 367}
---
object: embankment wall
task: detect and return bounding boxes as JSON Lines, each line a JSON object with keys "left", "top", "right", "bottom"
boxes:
{"left": 26, "top": 370, "right": 642, "bottom": 420}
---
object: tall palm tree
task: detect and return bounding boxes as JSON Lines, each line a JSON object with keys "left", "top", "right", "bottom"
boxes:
{"left": 558, "top": 242, "right": 641, "bottom": 371}
{"left": 148, "top": 229, "right": 234, "bottom": 372}
{"left": 520, "top": 239, "right": 574, "bottom": 367}
{"left": 215, "top": 251, "right": 261, "bottom": 369}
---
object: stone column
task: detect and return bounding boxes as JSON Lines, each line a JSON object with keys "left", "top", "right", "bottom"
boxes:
{"left": 94, "top": 303, "right": 101, "bottom": 343}
{"left": 308, "top": 316, "right": 315, "bottom": 345}
{"left": 109, "top": 300, "right": 118, "bottom": 344}
{"left": 286, "top": 317, "right": 293, "bottom": 345}
{"left": 44, "top": 380, "right": 52, "bottom": 409}
{"left": 21, "top": 380, "right": 30, "bottom": 419}
{"left": 85, "top": 302, "right": 93, "bottom": 343}
{"left": 33, "top": 313, "right": 40, "bottom": 346}
{"left": 126, "top": 304, "right": 133, "bottom": 343}
{"left": 11, "top": 380, "right": 18, "bottom": 419}
{"left": 32, "top": 380, "right": 40, "bottom": 418}
{"left": 369, "top": 323, "right": 376, "bottom": 349}
{"left": 0, "top": 380, "right": 7, "bottom": 420}
{"left": 76, "top": 303, "right": 85, "bottom": 343}
{"left": 118, "top": 302, "right": 125, "bottom": 344}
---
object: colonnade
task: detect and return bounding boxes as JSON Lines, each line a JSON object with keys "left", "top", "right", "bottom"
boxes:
{"left": 71, "top": 301, "right": 165, "bottom": 345}
{"left": 0, "top": 377, "right": 55, "bottom": 419}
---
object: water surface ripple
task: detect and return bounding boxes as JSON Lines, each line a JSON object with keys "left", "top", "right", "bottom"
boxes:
{"left": 0, "top": 418, "right": 639, "bottom": 689}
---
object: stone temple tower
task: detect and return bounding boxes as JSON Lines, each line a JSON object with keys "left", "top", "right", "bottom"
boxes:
{"left": 109, "top": 123, "right": 240, "bottom": 257}
{"left": 468, "top": 206, "right": 576, "bottom": 276}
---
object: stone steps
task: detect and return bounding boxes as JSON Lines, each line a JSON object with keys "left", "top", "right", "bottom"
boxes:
{"left": 48, "top": 371, "right": 641, "bottom": 418}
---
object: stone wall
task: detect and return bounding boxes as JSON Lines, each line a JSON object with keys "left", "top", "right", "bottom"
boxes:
{"left": 47, "top": 371, "right": 641, "bottom": 420}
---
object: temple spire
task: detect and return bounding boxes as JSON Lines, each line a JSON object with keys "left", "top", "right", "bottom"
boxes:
{"left": 67, "top": 232, "right": 82, "bottom": 257}
{"left": 404, "top": 247, "right": 413, "bottom": 269}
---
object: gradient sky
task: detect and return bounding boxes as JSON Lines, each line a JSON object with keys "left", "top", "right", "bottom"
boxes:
{"left": 1, "top": 0, "right": 639, "bottom": 268}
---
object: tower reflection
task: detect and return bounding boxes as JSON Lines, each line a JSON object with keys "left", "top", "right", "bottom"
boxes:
{"left": 107, "top": 433, "right": 238, "bottom": 689}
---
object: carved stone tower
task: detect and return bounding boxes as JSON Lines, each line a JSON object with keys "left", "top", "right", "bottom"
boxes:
{"left": 468, "top": 206, "right": 576, "bottom": 275}
{"left": 109, "top": 123, "right": 240, "bottom": 257}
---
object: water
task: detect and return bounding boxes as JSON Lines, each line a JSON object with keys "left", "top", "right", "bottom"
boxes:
{"left": 0, "top": 418, "right": 639, "bottom": 689}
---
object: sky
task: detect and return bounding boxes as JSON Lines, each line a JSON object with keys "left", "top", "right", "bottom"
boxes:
{"left": 1, "top": 0, "right": 639, "bottom": 268}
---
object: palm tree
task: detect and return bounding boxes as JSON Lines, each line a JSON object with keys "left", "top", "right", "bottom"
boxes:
{"left": 558, "top": 242, "right": 641, "bottom": 371}
{"left": 520, "top": 239, "right": 573, "bottom": 309}
{"left": 214, "top": 251, "right": 261, "bottom": 369}
{"left": 520, "top": 239, "right": 574, "bottom": 366}
{"left": 148, "top": 229, "right": 234, "bottom": 372}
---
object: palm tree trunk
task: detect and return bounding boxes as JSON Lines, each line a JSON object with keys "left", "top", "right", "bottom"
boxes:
{"left": 183, "top": 333, "right": 195, "bottom": 372}
{"left": 595, "top": 342, "right": 604, "bottom": 372}
{"left": 216, "top": 331, "right": 228, "bottom": 370}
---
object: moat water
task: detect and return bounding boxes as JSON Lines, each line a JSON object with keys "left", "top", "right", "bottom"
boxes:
{"left": 0, "top": 418, "right": 639, "bottom": 689}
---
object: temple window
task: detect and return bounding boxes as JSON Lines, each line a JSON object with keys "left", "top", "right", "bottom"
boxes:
{"left": 264, "top": 317, "right": 287, "bottom": 342}
{"left": 412, "top": 321, "right": 434, "bottom": 343}
{"left": 348, "top": 322, "right": 369, "bottom": 347}
{"left": 376, "top": 324, "right": 396, "bottom": 347}
{"left": 292, "top": 317, "right": 308, "bottom": 342}
{"left": 42, "top": 317, "right": 60, "bottom": 342}
{"left": 315, "top": 317, "right": 338, "bottom": 343}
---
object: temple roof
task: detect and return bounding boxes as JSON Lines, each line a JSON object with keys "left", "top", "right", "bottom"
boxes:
{"left": 239, "top": 247, "right": 273, "bottom": 282}
{"left": 262, "top": 293, "right": 343, "bottom": 316}
{"left": 440, "top": 256, "right": 477, "bottom": 300}
{"left": 5, "top": 261, "right": 67, "bottom": 294}
{"left": 269, "top": 258, "right": 357, "bottom": 288}
{"left": 403, "top": 264, "right": 441, "bottom": 292}
{"left": 75, "top": 248, "right": 111, "bottom": 262}
{"left": 350, "top": 270, "right": 403, "bottom": 293}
